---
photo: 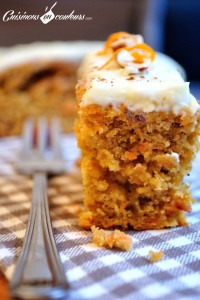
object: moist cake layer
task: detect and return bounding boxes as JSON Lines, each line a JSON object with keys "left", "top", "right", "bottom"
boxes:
{"left": 76, "top": 104, "right": 199, "bottom": 230}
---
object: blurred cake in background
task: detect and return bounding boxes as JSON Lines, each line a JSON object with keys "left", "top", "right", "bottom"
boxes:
{"left": 0, "top": 41, "right": 102, "bottom": 136}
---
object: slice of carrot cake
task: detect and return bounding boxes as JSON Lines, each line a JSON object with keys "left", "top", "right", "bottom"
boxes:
{"left": 75, "top": 32, "right": 200, "bottom": 230}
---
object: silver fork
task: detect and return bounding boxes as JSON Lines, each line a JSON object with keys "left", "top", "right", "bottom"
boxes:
{"left": 9, "top": 118, "right": 68, "bottom": 300}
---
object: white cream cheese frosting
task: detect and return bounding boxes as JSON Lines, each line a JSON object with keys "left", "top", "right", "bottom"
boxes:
{"left": 79, "top": 50, "right": 199, "bottom": 115}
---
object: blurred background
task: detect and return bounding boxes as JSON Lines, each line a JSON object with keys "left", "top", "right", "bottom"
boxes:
{"left": 0, "top": 0, "right": 199, "bottom": 98}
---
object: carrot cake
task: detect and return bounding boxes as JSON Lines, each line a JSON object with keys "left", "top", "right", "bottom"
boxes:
{"left": 75, "top": 32, "right": 200, "bottom": 230}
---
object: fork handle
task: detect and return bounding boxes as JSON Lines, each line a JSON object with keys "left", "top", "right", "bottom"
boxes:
{"left": 9, "top": 173, "right": 68, "bottom": 299}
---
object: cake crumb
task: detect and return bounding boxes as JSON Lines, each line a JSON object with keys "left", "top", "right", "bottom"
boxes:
{"left": 149, "top": 250, "right": 164, "bottom": 262}
{"left": 91, "top": 226, "right": 132, "bottom": 251}
{"left": 127, "top": 76, "right": 134, "bottom": 80}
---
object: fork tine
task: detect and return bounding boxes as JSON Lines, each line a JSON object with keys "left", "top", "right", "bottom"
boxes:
{"left": 17, "top": 117, "right": 65, "bottom": 175}
{"left": 50, "top": 117, "right": 62, "bottom": 159}
{"left": 21, "top": 118, "right": 34, "bottom": 159}
{"left": 38, "top": 118, "right": 48, "bottom": 156}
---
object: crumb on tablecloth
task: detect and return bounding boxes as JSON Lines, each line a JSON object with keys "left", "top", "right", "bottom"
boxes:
{"left": 149, "top": 250, "right": 164, "bottom": 262}
{"left": 91, "top": 226, "right": 133, "bottom": 251}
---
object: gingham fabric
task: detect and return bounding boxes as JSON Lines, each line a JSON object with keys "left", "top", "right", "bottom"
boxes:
{"left": 0, "top": 136, "right": 200, "bottom": 300}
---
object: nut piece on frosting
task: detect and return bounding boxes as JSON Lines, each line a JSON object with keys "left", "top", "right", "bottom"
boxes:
{"left": 103, "top": 31, "right": 144, "bottom": 52}
{"left": 98, "top": 32, "right": 156, "bottom": 73}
